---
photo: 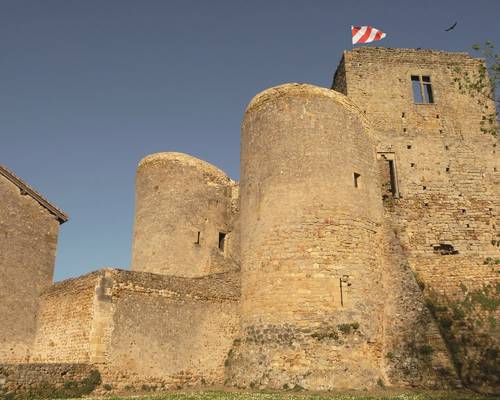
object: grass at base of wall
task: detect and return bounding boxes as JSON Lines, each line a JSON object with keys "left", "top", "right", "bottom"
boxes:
{"left": 90, "top": 389, "right": 494, "bottom": 400}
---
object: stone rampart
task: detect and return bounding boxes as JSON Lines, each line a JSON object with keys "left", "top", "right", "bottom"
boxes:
{"left": 29, "top": 268, "right": 240, "bottom": 389}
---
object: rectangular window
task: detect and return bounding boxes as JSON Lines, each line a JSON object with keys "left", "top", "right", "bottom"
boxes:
{"left": 218, "top": 232, "right": 226, "bottom": 252}
{"left": 411, "top": 75, "right": 434, "bottom": 104}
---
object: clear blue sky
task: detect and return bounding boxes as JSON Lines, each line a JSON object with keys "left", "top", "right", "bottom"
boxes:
{"left": 1, "top": 0, "right": 499, "bottom": 281}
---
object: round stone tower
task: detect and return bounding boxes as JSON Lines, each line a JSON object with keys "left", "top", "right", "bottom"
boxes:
{"left": 131, "top": 152, "right": 236, "bottom": 277}
{"left": 227, "top": 84, "right": 385, "bottom": 390}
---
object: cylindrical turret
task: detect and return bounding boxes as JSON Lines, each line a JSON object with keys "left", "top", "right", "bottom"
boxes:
{"left": 131, "top": 152, "right": 236, "bottom": 277}
{"left": 229, "top": 84, "right": 384, "bottom": 389}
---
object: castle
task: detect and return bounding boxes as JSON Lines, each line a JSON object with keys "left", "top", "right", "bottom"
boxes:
{"left": 0, "top": 47, "right": 498, "bottom": 394}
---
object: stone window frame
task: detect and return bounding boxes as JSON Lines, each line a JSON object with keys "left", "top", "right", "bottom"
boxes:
{"left": 410, "top": 74, "right": 435, "bottom": 104}
{"left": 218, "top": 231, "right": 227, "bottom": 253}
{"left": 377, "top": 152, "right": 400, "bottom": 198}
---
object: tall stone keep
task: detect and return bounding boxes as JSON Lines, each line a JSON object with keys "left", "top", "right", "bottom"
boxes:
{"left": 131, "top": 152, "right": 238, "bottom": 277}
{"left": 333, "top": 48, "right": 499, "bottom": 390}
{"left": 228, "top": 84, "right": 385, "bottom": 390}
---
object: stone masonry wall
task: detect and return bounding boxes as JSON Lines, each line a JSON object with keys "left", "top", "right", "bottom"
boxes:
{"left": 0, "top": 175, "right": 60, "bottom": 363}
{"left": 105, "top": 273, "right": 238, "bottom": 388}
{"left": 30, "top": 272, "right": 100, "bottom": 363}
{"left": 378, "top": 214, "right": 459, "bottom": 388}
{"left": 0, "top": 363, "right": 95, "bottom": 394}
{"left": 333, "top": 47, "right": 499, "bottom": 392}
{"left": 410, "top": 255, "right": 499, "bottom": 393}
{"left": 100, "top": 269, "right": 240, "bottom": 389}
{"left": 29, "top": 268, "right": 240, "bottom": 389}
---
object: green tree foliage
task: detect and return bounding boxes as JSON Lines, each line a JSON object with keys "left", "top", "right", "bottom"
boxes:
{"left": 453, "top": 41, "right": 499, "bottom": 137}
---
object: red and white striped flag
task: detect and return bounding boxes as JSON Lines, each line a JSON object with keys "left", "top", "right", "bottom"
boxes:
{"left": 351, "top": 26, "right": 386, "bottom": 45}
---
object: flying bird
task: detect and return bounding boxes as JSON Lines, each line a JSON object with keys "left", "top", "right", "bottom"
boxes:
{"left": 445, "top": 22, "right": 457, "bottom": 31}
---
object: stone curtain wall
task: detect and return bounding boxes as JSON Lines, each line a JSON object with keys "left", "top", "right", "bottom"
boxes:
{"left": 30, "top": 272, "right": 100, "bottom": 363}
{"left": 0, "top": 175, "right": 60, "bottom": 363}
{"left": 131, "top": 152, "right": 240, "bottom": 278}
{"left": 333, "top": 47, "right": 499, "bottom": 392}
{"left": 29, "top": 268, "right": 240, "bottom": 389}
{"left": 228, "top": 84, "right": 386, "bottom": 390}
{"left": 104, "top": 271, "right": 239, "bottom": 388}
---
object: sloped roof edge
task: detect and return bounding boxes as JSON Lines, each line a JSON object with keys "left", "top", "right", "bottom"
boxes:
{"left": 0, "top": 165, "right": 69, "bottom": 224}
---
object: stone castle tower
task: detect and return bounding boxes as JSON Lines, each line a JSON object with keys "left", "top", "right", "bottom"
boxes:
{"left": 1, "top": 47, "right": 498, "bottom": 395}
{"left": 230, "top": 84, "right": 386, "bottom": 389}
{"left": 127, "top": 47, "right": 497, "bottom": 391}
{"left": 131, "top": 152, "right": 239, "bottom": 277}
{"left": 225, "top": 47, "right": 499, "bottom": 389}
